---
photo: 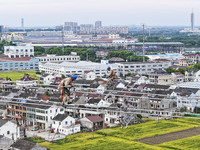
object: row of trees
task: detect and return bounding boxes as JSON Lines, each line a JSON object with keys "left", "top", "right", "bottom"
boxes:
{"left": 35, "top": 46, "right": 148, "bottom": 62}
{"left": 188, "top": 62, "right": 200, "bottom": 71}
{"left": 0, "top": 40, "right": 15, "bottom": 53}
{"left": 138, "top": 36, "right": 200, "bottom": 48}
{"left": 165, "top": 67, "right": 185, "bottom": 75}
{"left": 34, "top": 46, "right": 96, "bottom": 62}
{"left": 106, "top": 50, "right": 149, "bottom": 62}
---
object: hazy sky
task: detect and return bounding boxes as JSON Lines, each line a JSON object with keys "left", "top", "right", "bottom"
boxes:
{"left": 1, "top": 0, "right": 200, "bottom": 27}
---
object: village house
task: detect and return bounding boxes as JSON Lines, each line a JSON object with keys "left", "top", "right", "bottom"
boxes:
{"left": 51, "top": 114, "right": 80, "bottom": 135}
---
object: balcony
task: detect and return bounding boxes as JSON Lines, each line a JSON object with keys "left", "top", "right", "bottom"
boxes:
{"left": 7, "top": 107, "right": 26, "bottom": 113}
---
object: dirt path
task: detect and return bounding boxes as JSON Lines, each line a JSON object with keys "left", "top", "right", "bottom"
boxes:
{"left": 136, "top": 127, "right": 200, "bottom": 145}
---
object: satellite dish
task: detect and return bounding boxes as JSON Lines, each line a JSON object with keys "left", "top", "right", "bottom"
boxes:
{"left": 2, "top": 109, "right": 7, "bottom": 119}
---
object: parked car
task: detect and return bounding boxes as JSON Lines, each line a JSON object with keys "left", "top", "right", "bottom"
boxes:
{"left": 31, "top": 127, "right": 39, "bottom": 131}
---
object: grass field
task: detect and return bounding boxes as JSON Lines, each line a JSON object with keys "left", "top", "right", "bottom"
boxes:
{"left": 158, "top": 135, "right": 200, "bottom": 150}
{"left": 0, "top": 71, "right": 39, "bottom": 82}
{"left": 39, "top": 118, "right": 200, "bottom": 150}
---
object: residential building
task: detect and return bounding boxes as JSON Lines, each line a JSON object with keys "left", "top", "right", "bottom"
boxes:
{"left": 80, "top": 115, "right": 103, "bottom": 130}
{"left": 36, "top": 54, "right": 80, "bottom": 63}
{"left": 95, "top": 21, "right": 102, "bottom": 29}
{"left": 116, "top": 61, "right": 171, "bottom": 76}
{"left": 4, "top": 46, "right": 34, "bottom": 58}
{"left": 80, "top": 24, "right": 93, "bottom": 34}
{"left": 16, "top": 74, "right": 38, "bottom": 87}
{"left": 27, "top": 31, "right": 62, "bottom": 37}
{"left": 40, "top": 74, "right": 56, "bottom": 85}
{"left": 0, "top": 57, "right": 39, "bottom": 71}
{"left": 184, "top": 53, "right": 200, "bottom": 63}
{"left": 51, "top": 114, "right": 80, "bottom": 135}
{"left": 171, "top": 72, "right": 185, "bottom": 84}
{"left": 179, "top": 59, "right": 193, "bottom": 67}
{"left": 83, "top": 71, "right": 96, "bottom": 80}
{"left": 26, "top": 105, "right": 64, "bottom": 130}
{"left": 0, "top": 119, "right": 20, "bottom": 141}
{"left": 7, "top": 102, "right": 64, "bottom": 131}
{"left": 119, "top": 26, "right": 129, "bottom": 34}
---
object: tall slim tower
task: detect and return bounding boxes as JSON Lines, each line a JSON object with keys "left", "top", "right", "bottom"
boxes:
{"left": 191, "top": 10, "right": 194, "bottom": 31}
{"left": 21, "top": 18, "right": 24, "bottom": 28}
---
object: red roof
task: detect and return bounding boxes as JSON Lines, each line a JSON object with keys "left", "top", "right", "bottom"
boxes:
{"left": 0, "top": 57, "right": 31, "bottom": 62}
{"left": 184, "top": 54, "right": 200, "bottom": 57}
{"left": 86, "top": 115, "right": 103, "bottom": 123}
{"left": 76, "top": 92, "right": 83, "bottom": 97}
{"left": 173, "top": 72, "right": 182, "bottom": 75}
{"left": 54, "top": 77, "right": 63, "bottom": 83}
{"left": 154, "top": 59, "right": 169, "bottom": 62}
{"left": 19, "top": 74, "right": 37, "bottom": 81}
{"left": 87, "top": 93, "right": 99, "bottom": 98}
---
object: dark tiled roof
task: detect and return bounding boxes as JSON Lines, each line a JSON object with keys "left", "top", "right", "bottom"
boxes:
{"left": 19, "top": 74, "right": 37, "bottom": 81}
{"left": 109, "top": 57, "right": 125, "bottom": 62}
{"left": 0, "top": 57, "right": 31, "bottom": 62}
{"left": 42, "top": 74, "right": 50, "bottom": 77}
{"left": 0, "top": 119, "right": 8, "bottom": 127}
{"left": 87, "top": 98, "right": 101, "bottom": 104}
{"left": 74, "top": 79, "right": 93, "bottom": 85}
{"left": 86, "top": 115, "right": 103, "bottom": 123}
{"left": 151, "top": 90, "right": 173, "bottom": 95}
{"left": 10, "top": 139, "right": 36, "bottom": 150}
{"left": 53, "top": 114, "right": 68, "bottom": 121}
{"left": 174, "top": 87, "right": 199, "bottom": 94}
{"left": 145, "top": 84, "right": 170, "bottom": 90}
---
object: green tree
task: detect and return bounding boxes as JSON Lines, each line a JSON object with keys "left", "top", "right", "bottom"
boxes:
{"left": 34, "top": 46, "right": 45, "bottom": 55}
{"left": 180, "top": 107, "right": 186, "bottom": 112}
{"left": 177, "top": 67, "right": 185, "bottom": 75}
{"left": 45, "top": 91, "right": 50, "bottom": 96}
{"left": 165, "top": 67, "right": 176, "bottom": 74}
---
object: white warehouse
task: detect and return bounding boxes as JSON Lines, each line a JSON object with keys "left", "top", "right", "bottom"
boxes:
{"left": 39, "top": 61, "right": 117, "bottom": 77}
{"left": 116, "top": 60, "right": 172, "bottom": 76}
{"left": 4, "top": 46, "right": 34, "bottom": 58}
{"left": 36, "top": 54, "right": 80, "bottom": 63}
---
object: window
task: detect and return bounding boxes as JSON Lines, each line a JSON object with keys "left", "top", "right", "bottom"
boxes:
{"left": 7, "top": 131, "right": 10, "bottom": 134}
{"left": 65, "top": 121, "right": 68, "bottom": 125}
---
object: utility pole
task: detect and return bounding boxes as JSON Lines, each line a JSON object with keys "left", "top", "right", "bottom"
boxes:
{"left": 148, "top": 28, "right": 151, "bottom": 37}
{"left": 62, "top": 25, "right": 64, "bottom": 52}
{"left": 142, "top": 24, "right": 145, "bottom": 63}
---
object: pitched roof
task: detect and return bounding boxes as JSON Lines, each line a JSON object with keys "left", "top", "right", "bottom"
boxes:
{"left": 87, "top": 98, "right": 101, "bottom": 104}
{"left": 174, "top": 87, "right": 199, "bottom": 94}
{"left": 0, "top": 119, "right": 8, "bottom": 127}
{"left": 10, "top": 139, "right": 37, "bottom": 150}
{"left": 86, "top": 115, "right": 103, "bottom": 123}
{"left": 19, "top": 74, "right": 37, "bottom": 81}
{"left": 109, "top": 57, "right": 125, "bottom": 62}
{"left": 0, "top": 57, "right": 31, "bottom": 62}
{"left": 53, "top": 114, "right": 68, "bottom": 121}
{"left": 145, "top": 84, "right": 170, "bottom": 90}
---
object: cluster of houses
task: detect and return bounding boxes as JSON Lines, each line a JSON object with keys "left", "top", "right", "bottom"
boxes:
{"left": 2, "top": 46, "right": 200, "bottom": 148}
{"left": 0, "top": 70, "right": 200, "bottom": 144}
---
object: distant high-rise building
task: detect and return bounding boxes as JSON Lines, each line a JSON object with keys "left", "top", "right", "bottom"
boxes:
{"left": 80, "top": 24, "right": 94, "bottom": 34}
{"left": 64, "top": 22, "right": 79, "bottom": 33}
{"left": 21, "top": 18, "right": 24, "bottom": 28}
{"left": 0, "top": 25, "right": 4, "bottom": 33}
{"left": 95, "top": 21, "right": 102, "bottom": 29}
{"left": 191, "top": 11, "right": 194, "bottom": 31}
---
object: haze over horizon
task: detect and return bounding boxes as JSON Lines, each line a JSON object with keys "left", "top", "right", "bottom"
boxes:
{"left": 1, "top": 0, "right": 200, "bottom": 27}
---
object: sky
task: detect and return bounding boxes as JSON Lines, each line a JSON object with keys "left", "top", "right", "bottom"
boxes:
{"left": 1, "top": 0, "right": 200, "bottom": 27}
